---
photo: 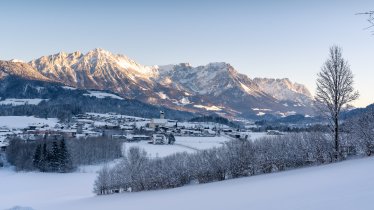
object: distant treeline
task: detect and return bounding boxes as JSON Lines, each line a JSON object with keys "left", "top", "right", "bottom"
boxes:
{"left": 6, "top": 137, "right": 123, "bottom": 172}
{"left": 189, "top": 115, "right": 240, "bottom": 128}
{"left": 251, "top": 123, "right": 330, "bottom": 133}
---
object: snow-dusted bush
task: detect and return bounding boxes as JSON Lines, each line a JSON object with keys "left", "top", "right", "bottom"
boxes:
{"left": 224, "top": 140, "right": 255, "bottom": 178}
{"left": 344, "top": 109, "right": 374, "bottom": 156}
{"left": 94, "top": 132, "right": 343, "bottom": 195}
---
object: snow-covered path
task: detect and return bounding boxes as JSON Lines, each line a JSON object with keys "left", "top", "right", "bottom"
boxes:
{"left": 2, "top": 157, "right": 373, "bottom": 210}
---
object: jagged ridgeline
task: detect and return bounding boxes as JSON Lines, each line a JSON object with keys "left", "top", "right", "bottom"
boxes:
{"left": 0, "top": 76, "right": 196, "bottom": 121}
{"left": 1, "top": 49, "right": 316, "bottom": 120}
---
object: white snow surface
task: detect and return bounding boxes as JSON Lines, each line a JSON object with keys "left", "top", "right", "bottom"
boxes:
{"left": 179, "top": 97, "right": 191, "bottom": 105}
{"left": 193, "top": 104, "right": 223, "bottom": 111}
{"left": 123, "top": 136, "right": 229, "bottom": 158}
{"left": 256, "top": 112, "right": 266, "bottom": 116}
{"left": 83, "top": 91, "right": 123, "bottom": 100}
{"left": 0, "top": 98, "right": 47, "bottom": 106}
{"left": 9, "top": 59, "right": 26, "bottom": 63}
{"left": 62, "top": 86, "right": 77, "bottom": 90}
{"left": 1, "top": 157, "right": 374, "bottom": 210}
{"left": 175, "top": 136, "right": 228, "bottom": 150}
{"left": 123, "top": 141, "right": 194, "bottom": 158}
{"left": 0, "top": 116, "right": 58, "bottom": 129}
{"left": 156, "top": 92, "right": 168, "bottom": 100}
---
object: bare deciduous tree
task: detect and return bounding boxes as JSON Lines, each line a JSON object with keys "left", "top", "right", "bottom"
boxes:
{"left": 315, "top": 46, "right": 359, "bottom": 160}
{"left": 357, "top": 11, "right": 374, "bottom": 34}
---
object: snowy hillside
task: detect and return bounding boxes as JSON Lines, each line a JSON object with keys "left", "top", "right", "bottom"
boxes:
{"left": 1, "top": 157, "right": 373, "bottom": 210}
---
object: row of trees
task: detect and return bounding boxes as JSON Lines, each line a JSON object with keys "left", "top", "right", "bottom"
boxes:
{"left": 93, "top": 132, "right": 335, "bottom": 194}
{"left": 189, "top": 115, "right": 240, "bottom": 128}
{"left": 67, "top": 137, "right": 123, "bottom": 166}
{"left": 6, "top": 136, "right": 123, "bottom": 172}
{"left": 94, "top": 124, "right": 374, "bottom": 195}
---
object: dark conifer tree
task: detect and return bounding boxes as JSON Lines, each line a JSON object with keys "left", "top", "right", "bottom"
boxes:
{"left": 40, "top": 143, "right": 49, "bottom": 172}
{"left": 50, "top": 141, "right": 60, "bottom": 172}
{"left": 33, "top": 144, "right": 42, "bottom": 170}
{"left": 59, "top": 139, "right": 73, "bottom": 172}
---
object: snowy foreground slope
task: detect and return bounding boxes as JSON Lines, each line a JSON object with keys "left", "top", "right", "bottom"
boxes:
{"left": 1, "top": 157, "right": 374, "bottom": 210}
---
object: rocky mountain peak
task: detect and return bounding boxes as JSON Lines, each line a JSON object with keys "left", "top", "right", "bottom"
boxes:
{"left": 2, "top": 49, "right": 316, "bottom": 119}
{"left": 0, "top": 60, "right": 50, "bottom": 81}
{"left": 253, "top": 77, "right": 312, "bottom": 104}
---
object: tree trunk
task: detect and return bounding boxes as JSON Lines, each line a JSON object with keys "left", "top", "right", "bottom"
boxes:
{"left": 334, "top": 115, "right": 339, "bottom": 161}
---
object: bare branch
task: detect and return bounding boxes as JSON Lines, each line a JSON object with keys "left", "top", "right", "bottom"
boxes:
{"left": 357, "top": 11, "right": 374, "bottom": 34}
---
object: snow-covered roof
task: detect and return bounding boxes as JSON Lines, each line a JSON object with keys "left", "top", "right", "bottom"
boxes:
{"left": 151, "top": 119, "right": 168, "bottom": 124}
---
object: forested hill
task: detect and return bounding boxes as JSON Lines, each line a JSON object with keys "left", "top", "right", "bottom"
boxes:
{"left": 0, "top": 76, "right": 196, "bottom": 121}
{"left": 341, "top": 104, "right": 374, "bottom": 120}
{"left": 189, "top": 115, "right": 241, "bottom": 128}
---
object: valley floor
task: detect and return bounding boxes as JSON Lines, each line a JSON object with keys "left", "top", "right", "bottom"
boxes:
{"left": 1, "top": 157, "right": 374, "bottom": 210}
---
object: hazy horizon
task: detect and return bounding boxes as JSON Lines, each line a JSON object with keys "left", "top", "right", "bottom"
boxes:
{"left": 1, "top": 0, "right": 373, "bottom": 107}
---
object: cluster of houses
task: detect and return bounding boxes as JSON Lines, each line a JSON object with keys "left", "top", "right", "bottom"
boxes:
{"left": 0, "top": 111, "right": 233, "bottom": 150}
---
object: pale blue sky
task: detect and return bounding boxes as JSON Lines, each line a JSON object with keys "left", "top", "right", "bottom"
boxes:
{"left": 0, "top": 0, "right": 373, "bottom": 107}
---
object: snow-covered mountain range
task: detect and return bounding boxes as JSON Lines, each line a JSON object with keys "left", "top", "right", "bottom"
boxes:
{"left": 1, "top": 49, "right": 315, "bottom": 119}
{"left": 253, "top": 78, "right": 313, "bottom": 106}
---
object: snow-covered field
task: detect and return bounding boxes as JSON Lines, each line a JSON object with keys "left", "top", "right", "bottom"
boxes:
{"left": 0, "top": 116, "right": 58, "bottom": 129}
{"left": 176, "top": 136, "right": 228, "bottom": 150}
{"left": 83, "top": 91, "right": 123, "bottom": 100}
{"left": 0, "top": 98, "right": 47, "bottom": 106}
{"left": 123, "top": 136, "right": 230, "bottom": 158}
{"left": 123, "top": 141, "right": 194, "bottom": 158}
{"left": 1, "top": 157, "right": 374, "bottom": 210}
{"left": 0, "top": 167, "right": 96, "bottom": 210}
{"left": 122, "top": 135, "right": 272, "bottom": 158}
